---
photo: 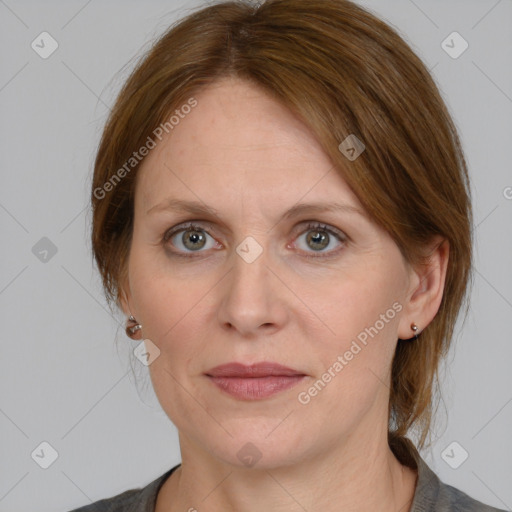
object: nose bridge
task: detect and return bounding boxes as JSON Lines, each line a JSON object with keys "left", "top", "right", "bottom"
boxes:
{"left": 217, "top": 235, "right": 287, "bottom": 334}
{"left": 230, "top": 235, "right": 272, "bottom": 303}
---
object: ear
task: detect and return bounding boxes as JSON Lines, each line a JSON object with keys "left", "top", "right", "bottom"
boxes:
{"left": 397, "top": 235, "right": 449, "bottom": 340}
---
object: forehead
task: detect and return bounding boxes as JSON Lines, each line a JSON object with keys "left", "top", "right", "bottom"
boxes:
{"left": 135, "top": 77, "right": 362, "bottom": 218}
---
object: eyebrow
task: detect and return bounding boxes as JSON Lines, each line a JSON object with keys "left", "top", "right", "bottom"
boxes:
{"left": 146, "top": 198, "right": 366, "bottom": 221}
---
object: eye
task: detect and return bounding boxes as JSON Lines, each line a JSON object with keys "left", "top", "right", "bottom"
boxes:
{"left": 292, "top": 223, "right": 346, "bottom": 258}
{"left": 163, "top": 223, "right": 220, "bottom": 257}
{"left": 162, "top": 221, "right": 347, "bottom": 259}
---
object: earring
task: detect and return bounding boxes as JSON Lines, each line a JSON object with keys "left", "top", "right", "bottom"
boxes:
{"left": 126, "top": 315, "right": 142, "bottom": 339}
{"left": 410, "top": 322, "right": 419, "bottom": 340}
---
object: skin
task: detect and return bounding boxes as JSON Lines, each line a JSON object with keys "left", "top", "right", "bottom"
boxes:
{"left": 120, "top": 76, "right": 449, "bottom": 512}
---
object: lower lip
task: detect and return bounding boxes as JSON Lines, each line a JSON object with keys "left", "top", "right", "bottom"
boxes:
{"left": 207, "top": 375, "right": 306, "bottom": 400}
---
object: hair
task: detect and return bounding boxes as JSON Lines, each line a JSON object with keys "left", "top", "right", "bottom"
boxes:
{"left": 90, "top": 0, "right": 473, "bottom": 450}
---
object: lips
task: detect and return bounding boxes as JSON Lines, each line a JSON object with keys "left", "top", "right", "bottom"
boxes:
{"left": 205, "top": 362, "right": 307, "bottom": 400}
{"left": 205, "top": 362, "right": 305, "bottom": 378}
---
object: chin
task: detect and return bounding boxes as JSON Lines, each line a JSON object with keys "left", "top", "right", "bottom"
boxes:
{"left": 196, "top": 420, "right": 310, "bottom": 471}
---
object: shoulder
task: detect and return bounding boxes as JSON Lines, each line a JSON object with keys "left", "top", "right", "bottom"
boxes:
{"left": 67, "top": 464, "right": 180, "bottom": 512}
{"left": 433, "top": 478, "right": 507, "bottom": 512}
{"left": 390, "top": 435, "right": 506, "bottom": 512}
{"left": 68, "top": 488, "right": 142, "bottom": 512}
{"left": 412, "top": 448, "right": 505, "bottom": 511}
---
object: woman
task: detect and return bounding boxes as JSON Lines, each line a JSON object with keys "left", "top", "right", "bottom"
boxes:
{"left": 70, "top": 0, "right": 505, "bottom": 510}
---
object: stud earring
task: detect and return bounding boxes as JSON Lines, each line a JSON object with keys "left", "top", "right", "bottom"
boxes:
{"left": 410, "top": 322, "right": 419, "bottom": 340}
{"left": 126, "top": 315, "right": 142, "bottom": 339}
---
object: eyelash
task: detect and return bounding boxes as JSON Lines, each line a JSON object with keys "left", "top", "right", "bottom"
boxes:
{"left": 162, "top": 221, "right": 347, "bottom": 259}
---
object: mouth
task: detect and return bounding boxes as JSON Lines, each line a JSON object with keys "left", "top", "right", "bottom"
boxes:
{"left": 205, "top": 362, "right": 307, "bottom": 400}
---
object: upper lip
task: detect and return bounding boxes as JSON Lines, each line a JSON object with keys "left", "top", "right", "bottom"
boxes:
{"left": 206, "top": 362, "right": 305, "bottom": 378}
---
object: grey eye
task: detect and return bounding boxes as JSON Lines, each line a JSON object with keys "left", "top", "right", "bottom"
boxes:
{"left": 168, "top": 227, "right": 216, "bottom": 253}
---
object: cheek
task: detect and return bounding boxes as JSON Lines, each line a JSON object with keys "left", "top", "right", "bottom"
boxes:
{"left": 128, "top": 260, "right": 211, "bottom": 427}
{"left": 127, "top": 245, "right": 219, "bottom": 397}
{"left": 291, "top": 282, "right": 402, "bottom": 438}
{"left": 128, "top": 240, "right": 209, "bottom": 343}
{"left": 308, "top": 268, "right": 403, "bottom": 396}
{"left": 322, "top": 267, "right": 402, "bottom": 345}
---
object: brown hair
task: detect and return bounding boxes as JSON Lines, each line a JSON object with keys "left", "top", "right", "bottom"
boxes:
{"left": 91, "top": 0, "right": 473, "bottom": 450}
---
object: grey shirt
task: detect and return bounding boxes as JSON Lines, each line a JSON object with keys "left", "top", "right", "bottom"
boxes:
{"left": 68, "top": 437, "right": 506, "bottom": 511}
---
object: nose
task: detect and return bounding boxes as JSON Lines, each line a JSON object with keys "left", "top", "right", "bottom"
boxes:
{"left": 216, "top": 242, "right": 290, "bottom": 338}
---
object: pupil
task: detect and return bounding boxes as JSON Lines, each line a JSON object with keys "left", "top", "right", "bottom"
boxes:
{"left": 184, "top": 230, "right": 205, "bottom": 250}
{"left": 308, "top": 230, "right": 328, "bottom": 251}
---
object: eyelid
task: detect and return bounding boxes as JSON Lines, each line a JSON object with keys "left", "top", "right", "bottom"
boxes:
{"left": 163, "top": 220, "right": 217, "bottom": 241}
{"left": 300, "top": 222, "right": 347, "bottom": 241}
{"left": 163, "top": 219, "right": 346, "bottom": 238}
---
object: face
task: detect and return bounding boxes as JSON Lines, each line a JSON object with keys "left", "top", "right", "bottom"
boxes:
{"left": 121, "top": 76, "right": 420, "bottom": 468}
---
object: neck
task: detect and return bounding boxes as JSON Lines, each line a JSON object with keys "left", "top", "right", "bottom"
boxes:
{"left": 156, "top": 431, "right": 418, "bottom": 512}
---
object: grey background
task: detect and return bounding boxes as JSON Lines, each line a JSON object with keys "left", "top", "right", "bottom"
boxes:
{"left": 0, "top": 0, "right": 511, "bottom": 510}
